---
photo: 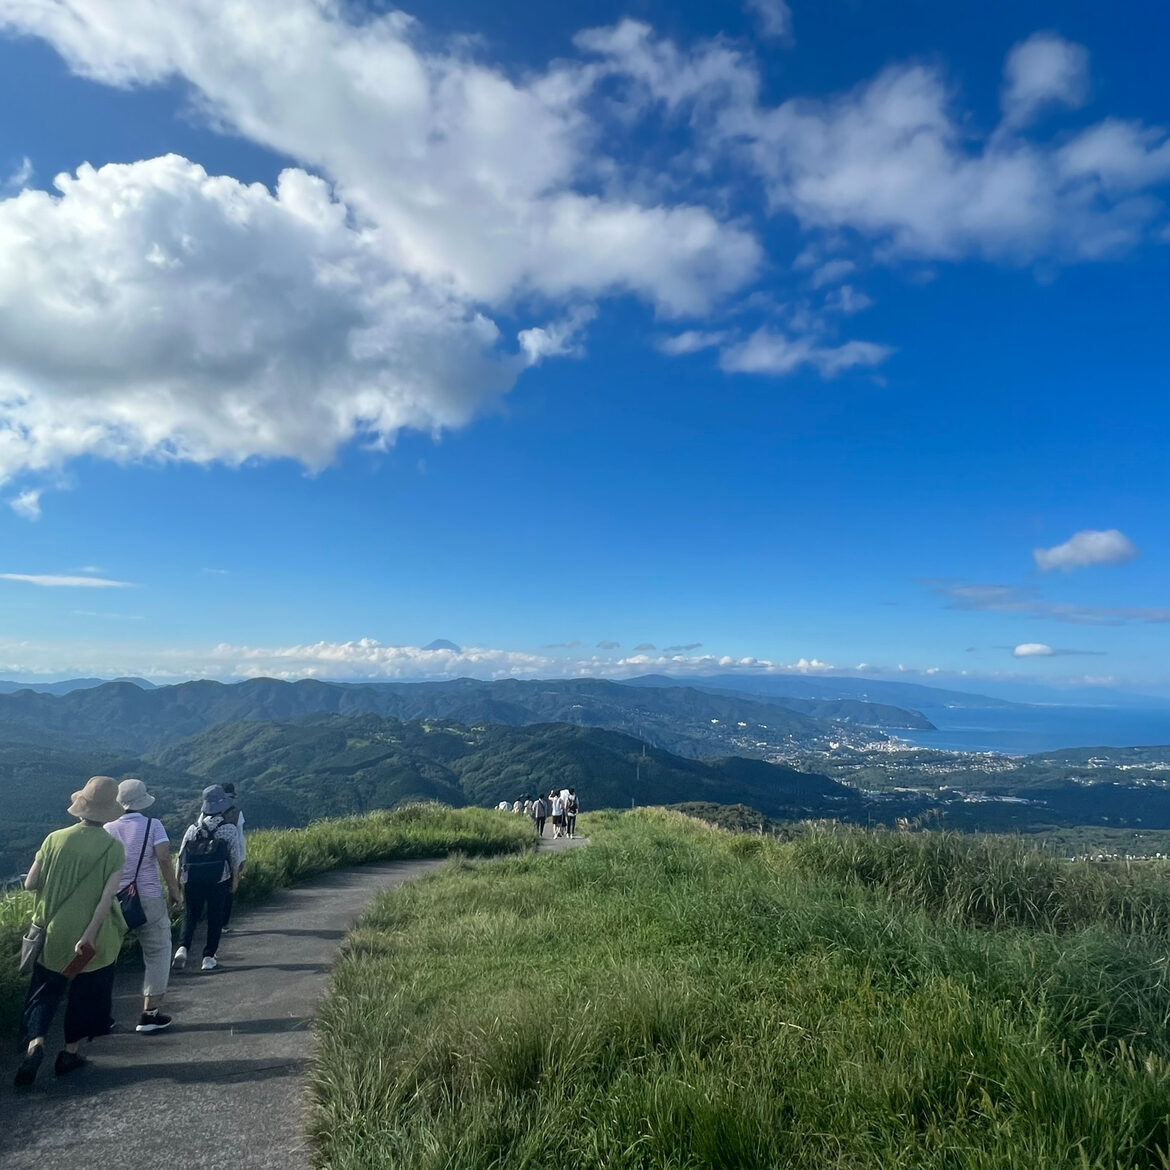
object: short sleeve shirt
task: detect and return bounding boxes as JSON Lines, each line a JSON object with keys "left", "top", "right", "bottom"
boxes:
{"left": 105, "top": 812, "right": 170, "bottom": 899}
{"left": 34, "top": 823, "right": 125, "bottom": 973}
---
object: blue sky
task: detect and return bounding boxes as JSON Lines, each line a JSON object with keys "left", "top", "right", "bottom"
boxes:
{"left": 0, "top": 0, "right": 1168, "bottom": 694}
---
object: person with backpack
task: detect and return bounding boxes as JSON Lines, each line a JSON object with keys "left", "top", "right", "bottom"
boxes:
{"left": 13, "top": 776, "right": 126, "bottom": 1088}
{"left": 550, "top": 790, "right": 565, "bottom": 838}
{"left": 104, "top": 778, "right": 182, "bottom": 1033}
{"left": 218, "top": 782, "right": 246, "bottom": 932}
{"left": 565, "top": 788, "right": 580, "bottom": 839}
{"left": 173, "top": 785, "right": 242, "bottom": 972}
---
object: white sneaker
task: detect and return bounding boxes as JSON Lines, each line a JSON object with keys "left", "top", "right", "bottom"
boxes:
{"left": 172, "top": 946, "right": 188, "bottom": 970}
{"left": 200, "top": 956, "right": 217, "bottom": 972}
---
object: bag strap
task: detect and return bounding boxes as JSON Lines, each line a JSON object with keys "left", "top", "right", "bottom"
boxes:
{"left": 34, "top": 836, "right": 119, "bottom": 931}
{"left": 127, "top": 817, "right": 151, "bottom": 888}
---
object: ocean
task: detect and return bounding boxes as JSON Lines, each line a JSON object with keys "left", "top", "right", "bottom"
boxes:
{"left": 894, "top": 706, "right": 1170, "bottom": 756}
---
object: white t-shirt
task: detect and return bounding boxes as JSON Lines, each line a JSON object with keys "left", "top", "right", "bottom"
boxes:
{"left": 105, "top": 812, "right": 170, "bottom": 899}
{"left": 552, "top": 796, "right": 565, "bottom": 816}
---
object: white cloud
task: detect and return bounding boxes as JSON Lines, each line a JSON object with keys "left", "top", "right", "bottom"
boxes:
{"left": 1014, "top": 642, "right": 1055, "bottom": 657}
{"left": 584, "top": 24, "right": 1170, "bottom": 264}
{"left": 810, "top": 258, "right": 855, "bottom": 288}
{"left": 9, "top": 489, "right": 42, "bottom": 520}
{"left": 719, "top": 329, "right": 892, "bottom": 376}
{"left": 0, "top": 573, "right": 135, "bottom": 587}
{"left": 1034, "top": 529, "right": 1138, "bottom": 572}
{"left": 0, "top": 3, "right": 768, "bottom": 485}
{"left": 656, "top": 330, "right": 728, "bottom": 356}
{"left": 1, "top": 2, "right": 758, "bottom": 314}
{"left": 1001, "top": 32, "right": 1089, "bottom": 128}
{"left": 744, "top": 0, "right": 792, "bottom": 41}
{"left": 823, "top": 285, "right": 873, "bottom": 314}
{"left": 0, "top": 156, "right": 520, "bottom": 483}
{"left": 2, "top": 156, "right": 32, "bottom": 191}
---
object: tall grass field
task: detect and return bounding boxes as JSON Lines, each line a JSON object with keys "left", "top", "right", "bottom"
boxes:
{"left": 313, "top": 811, "right": 1170, "bottom": 1170}
{"left": 0, "top": 803, "right": 534, "bottom": 1034}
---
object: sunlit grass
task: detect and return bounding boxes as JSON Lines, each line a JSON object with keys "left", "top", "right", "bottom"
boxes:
{"left": 312, "top": 810, "right": 1170, "bottom": 1170}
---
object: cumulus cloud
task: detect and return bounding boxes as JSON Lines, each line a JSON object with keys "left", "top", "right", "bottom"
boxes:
{"left": 0, "top": 573, "right": 135, "bottom": 587}
{"left": 720, "top": 329, "right": 892, "bottom": 376}
{"left": 9, "top": 489, "right": 42, "bottom": 520}
{"left": 0, "top": 1, "right": 762, "bottom": 486}
{"left": 662, "top": 642, "right": 703, "bottom": 654}
{"left": 1001, "top": 33, "right": 1089, "bottom": 128}
{"left": 0, "top": 157, "right": 523, "bottom": 483}
{"left": 1034, "top": 529, "right": 1138, "bottom": 572}
{"left": 632, "top": 642, "right": 657, "bottom": 652}
{"left": 1014, "top": 642, "right": 1055, "bottom": 657}
{"left": 1012, "top": 642, "right": 1104, "bottom": 658}
{"left": 585, "top": 22, "right": 1170, "bottom": 264}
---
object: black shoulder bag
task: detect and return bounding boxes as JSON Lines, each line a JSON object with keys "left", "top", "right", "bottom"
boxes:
{"left": 115, "top": 819, "right": 153, "bottom": 931}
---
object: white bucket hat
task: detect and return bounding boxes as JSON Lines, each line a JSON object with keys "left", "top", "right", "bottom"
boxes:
{"left": 117, "top": 777, "right": 156, "bottom": 811}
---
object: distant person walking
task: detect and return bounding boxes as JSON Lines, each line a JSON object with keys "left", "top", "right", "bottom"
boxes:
{"left": 565, "top": 788, "right": 579, "bottom": 838}
{"left": 14, "top": 776, "right": 126, "bottom": 1088}
{"left": 174, "top": 785, "right": 242, "bottom": 973}
{"left": 105, "top": 779, "right": 182, "bottom": 1033}
{"left": 532, "top": 794, "right": 548, "bottom": 836}
{"left": 219, "top": 782, "right": 246, "bottom": 932}
{"left": 550, "top": 790, "right": 565, "bottom": 838}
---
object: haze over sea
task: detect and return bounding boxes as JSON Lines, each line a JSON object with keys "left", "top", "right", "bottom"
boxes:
{"left": 898, "top": 706, "right": 1170, "bottom": 756}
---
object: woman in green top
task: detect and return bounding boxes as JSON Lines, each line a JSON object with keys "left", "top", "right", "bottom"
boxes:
{"left": 13, "top": 776, "right": 127, "bottom": 1088}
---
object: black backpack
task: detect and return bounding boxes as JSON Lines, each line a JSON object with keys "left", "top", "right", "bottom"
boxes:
{"left": 184, "top": 822, "right": 230, "bottom": 886}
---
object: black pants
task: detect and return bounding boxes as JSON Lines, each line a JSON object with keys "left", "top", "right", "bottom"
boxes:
{"left": 222, "top": 885, "right": 234, "bottom": 928}
{"left": 566, "top": 813, "right": 577, "bottom": 836}
{"left": 22, "top": 961, "right": 117, "bottom": 1046}
{"left": 181, "top": 880, "right": 229, "bottom": 957}
{"left": 535, "top": 816, "right": 546, "bottom": 836}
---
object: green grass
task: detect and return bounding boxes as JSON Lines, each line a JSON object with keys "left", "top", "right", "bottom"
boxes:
{"left": 312, "top": 811, "right": 1170, "bottom": 1170}
{"left": 0, "top": 803, "right": 533, "bottom": 1036}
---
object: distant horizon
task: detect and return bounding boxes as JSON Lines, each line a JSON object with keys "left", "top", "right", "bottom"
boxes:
{"left": 4, "top": 665, "right": 1170, "bottom": 710}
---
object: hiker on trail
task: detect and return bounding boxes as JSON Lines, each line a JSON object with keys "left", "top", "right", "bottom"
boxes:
{"left": 174, "top": 785, "right": 242, "bottom": 973}
{"left": 523, "top": 796, "right": 533, "bottom": 817}
{"left": 512, "top": 798, "right": 522, "bottom": 813}
{"left": 219, "top": 782, "right": 247, "bottom": 932}
{"left": 104, "top": 779, "right": 182, "bottom": 1034}
{"left": 565, "top": 788, "right": 579, "bottom": 839}
{"left": 14, "top": 776, "right": 126, "bottom": 1088}
{"left": 532, "top": 794, "right": 548, "bottom": 836}
{"left": 550, "top": 790, "right": 565, "bottom": 838}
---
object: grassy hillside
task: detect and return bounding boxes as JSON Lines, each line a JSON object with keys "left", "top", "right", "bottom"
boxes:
{"left": 313, "top": 814, "right": 1170, "bottom": 1170}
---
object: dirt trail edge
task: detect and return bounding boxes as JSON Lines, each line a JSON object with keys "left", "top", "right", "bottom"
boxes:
{"left": 2, "top": 835, "right": 585, "bottom": 1169}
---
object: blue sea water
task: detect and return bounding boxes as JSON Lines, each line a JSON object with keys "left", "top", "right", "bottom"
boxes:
{"left": 895, "top": 707, "right": 1170, "bottom": 756}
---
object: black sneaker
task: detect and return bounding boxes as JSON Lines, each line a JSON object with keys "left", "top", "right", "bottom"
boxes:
{"left": 136, "top": 1010, "right": 172, "bottom": 1034}
{"left": 13, "top": 1047, "right": 44, "bottom": 1088}
{"left": 54, "top": 1050, "right": 86, "bottom": 1077}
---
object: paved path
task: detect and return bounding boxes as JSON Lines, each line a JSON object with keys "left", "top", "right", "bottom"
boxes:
{"left": 2, "top": 833, "right": 585, "bottom": 1169}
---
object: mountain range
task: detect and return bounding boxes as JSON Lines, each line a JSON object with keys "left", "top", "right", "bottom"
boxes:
{"left": 0, "top": 675, "right": 931, "bottom": 757}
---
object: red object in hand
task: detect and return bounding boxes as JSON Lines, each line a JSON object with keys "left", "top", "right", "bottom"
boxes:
{"left": 62, "top": 940, "right": 97, "bottom": 980}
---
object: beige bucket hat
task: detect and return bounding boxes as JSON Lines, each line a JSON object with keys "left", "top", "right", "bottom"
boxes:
{"left": 68, "top": 775, "right": 125, "bottom": 823}
{"left": 117, "top": 778, "right": 155, "bottom": 812}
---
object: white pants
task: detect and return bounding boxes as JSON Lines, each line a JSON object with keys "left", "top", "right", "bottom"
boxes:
{"left": 133, "top": 894, "right": 173, "bottom": 999}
